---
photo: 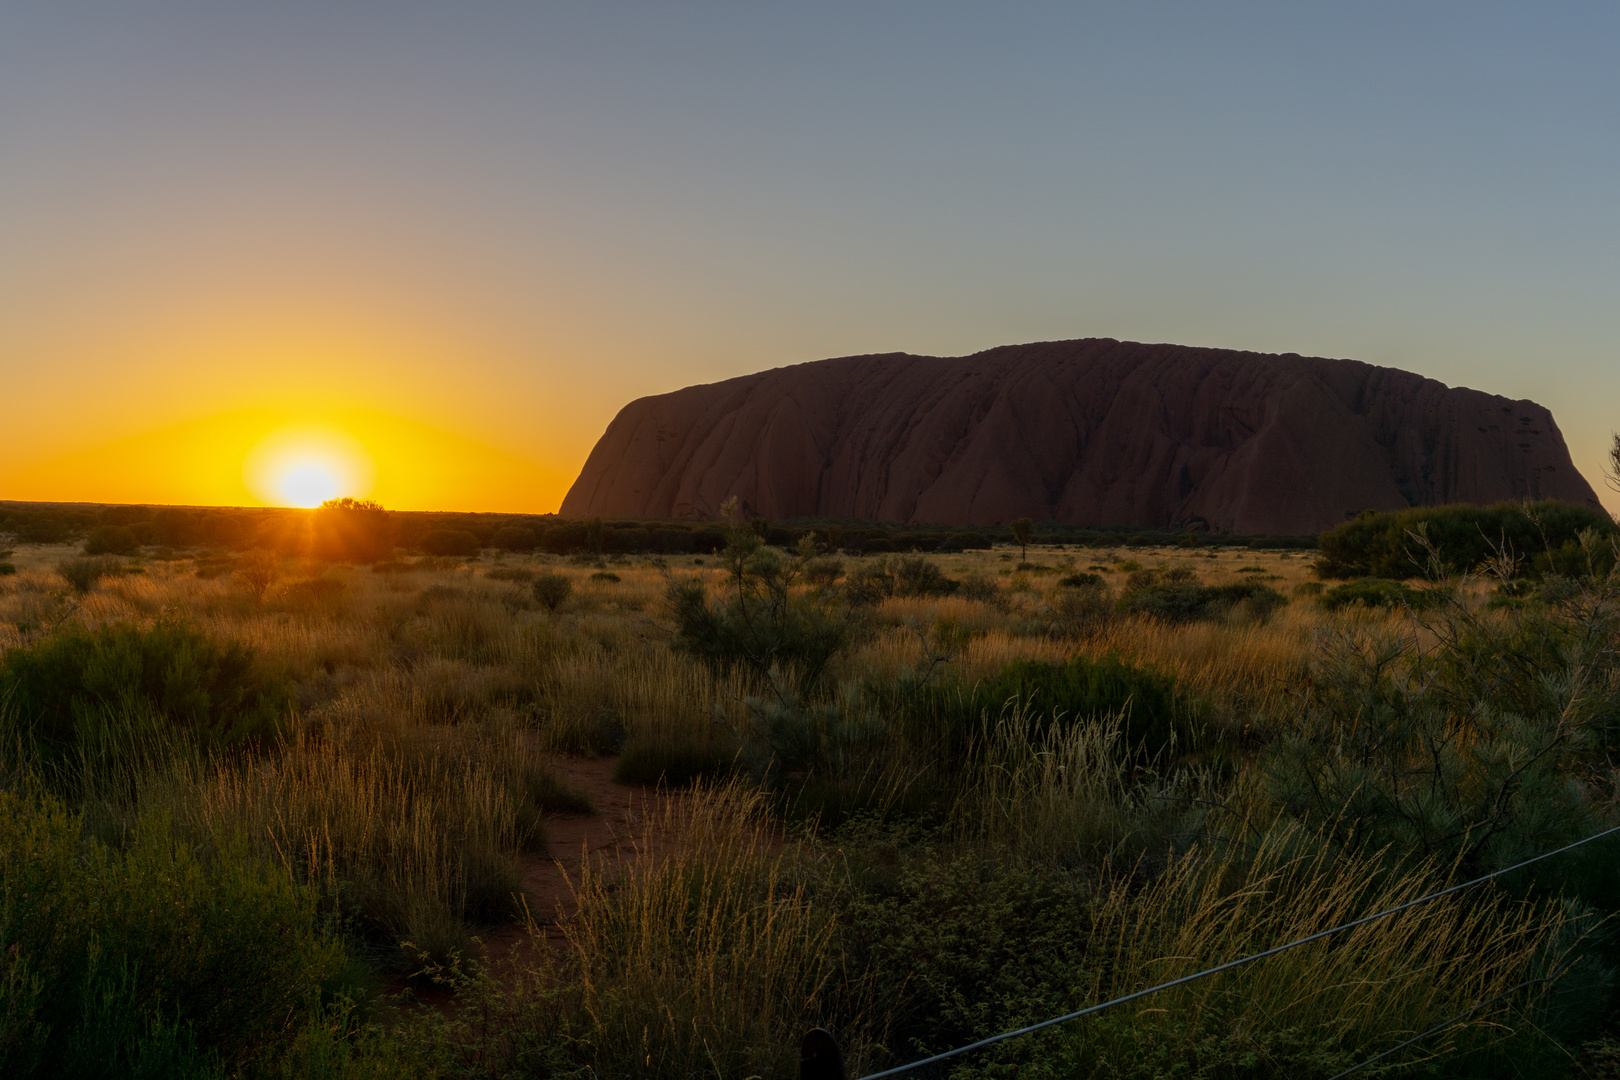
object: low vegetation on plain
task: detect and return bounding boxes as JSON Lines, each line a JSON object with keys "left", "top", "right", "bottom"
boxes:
{"left": 0, "top": 497, "right": 1617, "bottom": 1078}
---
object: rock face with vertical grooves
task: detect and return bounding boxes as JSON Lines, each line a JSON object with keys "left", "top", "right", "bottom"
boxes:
{"left": 561, "top": 339, "right": 1598, "bottom": 534}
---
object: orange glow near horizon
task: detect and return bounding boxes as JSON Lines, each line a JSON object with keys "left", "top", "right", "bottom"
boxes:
{"left": 0, "top": 406, "right": 576, "bottom": 514}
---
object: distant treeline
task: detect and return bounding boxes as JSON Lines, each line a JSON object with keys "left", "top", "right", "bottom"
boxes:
{"left": 1, "top": 500, "right": 1320, "bottom": 561}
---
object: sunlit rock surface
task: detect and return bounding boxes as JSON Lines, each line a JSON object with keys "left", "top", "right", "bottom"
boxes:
{"left": 562, "top": 339, "right": 1598, "bottom": 534}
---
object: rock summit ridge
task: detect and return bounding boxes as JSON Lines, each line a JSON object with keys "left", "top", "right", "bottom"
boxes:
{"left": 561, "top": 338, "right": 1597, "bottom": 534}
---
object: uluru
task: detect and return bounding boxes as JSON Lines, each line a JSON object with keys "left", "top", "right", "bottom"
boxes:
{"left": 561, "top": 339, "right": 1599, "bottom": 535}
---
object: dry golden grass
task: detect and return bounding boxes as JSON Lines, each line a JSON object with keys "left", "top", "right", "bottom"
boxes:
{"left": 1070, "top": 829, "right": 1567, "bottom": 1070}
{"left": 561, "top": 780, "right": 859, "bottom": 1079}
{"left": 0, "top": 537, "right": 1582, "bottom": 1073}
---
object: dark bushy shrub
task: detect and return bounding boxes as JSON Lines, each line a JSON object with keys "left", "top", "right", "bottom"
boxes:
{"left": 840, "top": 854, "right": 1094, "bottom": 1070}
{"left": 0, "top": 620, "right": 291, "bottom": 769}
{"left": 846, "top": 555, "right": 959, "bottom": 604}
{"left": 668, "top": 523, "right": 849, "bottom": 688}
{"left": 1119, "top": 581, "right": 1285, "bottom": 624}
{"left": 418, "top": 529, "right": 479, "bottom": 557}
{"left": 878, "top": 654, "right": 1199, "bottom": 763}
{"left": 55, "top": 556, "right": 114, "bottom": 594}
{"left": 1315, "top": 500, "right": 1616, "bottom": 580}
{"left": 83, "top": 525, "right": 140, "bottom": 556}
{"left": 1318, "top": 577, "right": 1451, "bottom": 612}
{"left": 0, "top": 789, "right": 344, "bottom": 1077}
{"left": 532, "top": 573, "right": 572, "bottom": 611}
{"left": 803, "top": 556, "right": 844, "bottom": 587}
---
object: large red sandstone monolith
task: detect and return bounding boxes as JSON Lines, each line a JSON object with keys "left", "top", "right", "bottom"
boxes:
{"left": 562, "top": 339, "right": 1598, "bottom": 534}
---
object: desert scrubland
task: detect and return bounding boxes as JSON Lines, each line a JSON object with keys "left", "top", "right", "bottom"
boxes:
{"left": 1, "top": 509, "right": 1618, "bottom": 1079}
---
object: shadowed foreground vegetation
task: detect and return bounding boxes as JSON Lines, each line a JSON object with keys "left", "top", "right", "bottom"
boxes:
{"left": 2, "top": 501, "right": 1618, "bottom": 1078}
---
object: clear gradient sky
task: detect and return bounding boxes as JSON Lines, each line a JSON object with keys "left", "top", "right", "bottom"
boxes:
{"left": 3, "top": 3, "right": 1617, "bottom": 513}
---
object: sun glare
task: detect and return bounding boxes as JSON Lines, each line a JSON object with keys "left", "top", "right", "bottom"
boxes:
{"left": 277, "top": 458, "right": 343, "bottom": 507}
{"left": 245, "top": 427, "right": 375, "bottom": 508}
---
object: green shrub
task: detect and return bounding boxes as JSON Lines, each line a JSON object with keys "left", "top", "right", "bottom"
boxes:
{"left": 0, "top": 788, "right": 345, "bottom": 1078}
{"left": 802, "top": 555, "right": 844, "bottom": 587}
{"left": 0, "top": 562, "right": 15, "bottom": 577}
{"left": 1119, "top": 581, "right": 1286, "bottom": 623}
{"left": 84, "top": 525, "right": 140, "bottom": 556}
{"left": 667, "top": 523, "right": 848, "bottom": 689}
{"left": 590, "top": 571, "right": 621, "bottom": 583}
{"left": 1315, "top": 500, "right": 1617, "bottom": 580}
{"left": 839, "top": 852, "right": 1094, "bottom": 1071}
{"left": 845, "top": 555, "right": 958, "bottom": 604}
{"left": 531, "top": 573, "right": 572, "bottom": 611}
{"left": 0, "top": 620, "right": 291, "bottom": 777}
{"left": 876, "top": 654, "right": 1200, "bottom": 765}
{"left": 892, "top": 556, "right": 958, "bottom": 598}
{"left": 1047, "top": 578, "right": 1112, "bottom": 637}
{"left": 417, "top": 529, "right": 479, "bottom": 557}
{"left": 1265, "top": 578, "right": 1620, "bottom": 882}
{"left": 1318, "top": 577, "right": 1451, "bottom": 612}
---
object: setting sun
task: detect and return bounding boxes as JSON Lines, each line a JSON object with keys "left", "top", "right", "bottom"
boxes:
{"left": 244, "top": 427, "right": 375, "bottom": 508}
{"left": 275, "top": 458, "right": 342, "bottom": 507}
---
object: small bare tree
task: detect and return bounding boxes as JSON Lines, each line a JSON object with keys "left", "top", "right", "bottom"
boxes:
{"left": 235, "top": 548, "right": 279, "bottom": 602}
{"left": 1009, "top": 517, "right": 1035, "bottom": 563}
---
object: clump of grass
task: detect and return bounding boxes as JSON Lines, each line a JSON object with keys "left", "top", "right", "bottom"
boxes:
{"left": 152, "top": 723, "right": 576, "bottom": 964}
{"left": 55, "top": 555, "right": 115, "bottom": 594}
{"left": 1050, "top": 830, "right": 1571, "bottom": 1076}
{"left": 530, "top": 572, "right": 572, "bottom": 611}
{"left": 560, "top": 780, "right": 869, "bottom": 1078}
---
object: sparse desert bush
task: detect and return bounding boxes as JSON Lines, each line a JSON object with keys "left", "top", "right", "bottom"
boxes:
{"left": 1266, "top": 568, "right": 1620, "bottom": 882}
{"left": 83, "top": 524, "right": 140, "bottom": 556}
{"left": 1317, "top": 576, "right": 1450, "bottom": 612}
{"left": 484, "top": 564, "right": 535, "bottom": 583}
{"left": 1119, "top": 579, "right": 1286, "bottom": 624}
{"left": 234, "top": 548, "right": 279, "bottom": 600}
{"left": 531, "top": 571, "right": 572, "bottom": 611}
{"left": 802, "top": 554, "right": 844, "bottom": 586}
{"left": 55, "top": 555, "right": 113, "bottom": 594}
{"left": 667, "top": 525, "right": 848, "bottom": 688}
{"left": 1047, "top": 575, "right": 1113, "bottom": 636}
{"left": 870, "top": 653, "right": 1200, "bottom": 765}
{"left": 590, "top": 570, "right": 620, "bottom": 583}
{"left": 848, "top": 554, "right": 960, "bottom": 604}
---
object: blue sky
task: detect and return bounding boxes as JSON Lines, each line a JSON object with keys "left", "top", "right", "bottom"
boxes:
{"left": 2, "top": 3, "right": 1616, "bottom": 510}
